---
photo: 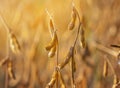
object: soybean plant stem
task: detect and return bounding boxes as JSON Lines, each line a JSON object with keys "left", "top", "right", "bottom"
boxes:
{"left": 73, "top": 6, "right": 81, "bottom": 48}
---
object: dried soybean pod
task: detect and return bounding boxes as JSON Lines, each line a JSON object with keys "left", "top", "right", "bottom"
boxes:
{"left": 48, "top": 46, "right": 56, "bottom": 58}
{"left": 45, "top": 11, "right": 58, "bottom": 59}
{"left": 45, "top": 31, "right": 58, "bottom": 51}
{"left": 58, "top": 70, "right": 66, "bottom": 88}
{"left": 103, "top": 60, "right": 108, "bottom": 77}
{"left": 68, "top": 5, "right": 77, "bottom": 30}
{"left": 112, "top": 75, "right": 119, "bottom": 88}
{"left": 7, "top": 60, "right": 16, "bottom": 79}
{"left": 47, "top": 69, "right": 57, "bottom": 88}
{"left": 46, "top": 9, "right": 55, "bottom": 37}
{"left": 80, "top": 25, "right": 86, "bottom": 48}
{"left": 58, "top": 47, "right": 74, "bottom": 69}
{"left": 0, "top": 13, "right": 21, "bottom": 54}
{"left": 9, "top": 33, "right": 21, "bottom": 54}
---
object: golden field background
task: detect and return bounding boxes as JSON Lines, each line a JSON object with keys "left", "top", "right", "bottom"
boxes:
{"left": 0, "top": 0, "right": 120, "bottom": 88}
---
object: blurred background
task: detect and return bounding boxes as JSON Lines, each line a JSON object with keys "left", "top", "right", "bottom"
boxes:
{"left": 0, "top": 0, "right": 120, "bottom": 88}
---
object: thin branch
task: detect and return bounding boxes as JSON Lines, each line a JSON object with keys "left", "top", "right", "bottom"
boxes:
{"left": 0, "top": 12, "right": 10, "bottom": 88}
{"left": 73, "top": 5, "right": 81, "bottom": 48}
{"left": 91, "top": 41, "right": 118, "bottom": 58}
{"left": 45, "top": 9, "right": 54, "bottom": 38}
{"left": 56, "top": 38, "right": 59, "bottom": 66}
{"left": 56, "top": 33, "right": 59, "bottom": 88}
{"left": 0, "top": 13, "right": 11, "bottom": 33}
{"left": 106, "top": 55, "right": 116, "bottom": 75}
{"left": 0, "top": 12, "right": 10, "bottom": 58}
{"left": 5, "top": 64, "right": 8, "bottom": 88}
{"left": 111, "top": 45, "right": 120, "bottom": 48}
{"left": 71, "top": 4, "right": 81, "bottom": 88}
